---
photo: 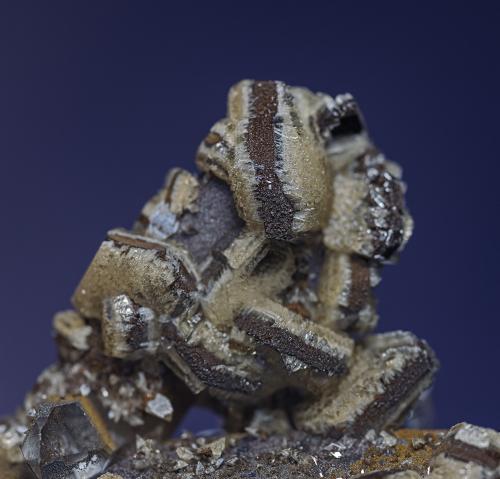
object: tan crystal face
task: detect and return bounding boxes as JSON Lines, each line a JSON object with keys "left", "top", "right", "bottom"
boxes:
{"left": 197, "top": 80, "right": 334, "bottom": 240}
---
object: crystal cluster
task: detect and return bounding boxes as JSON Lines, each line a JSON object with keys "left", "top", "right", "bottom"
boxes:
{"left": 0, "top": 80, "right": 496, "bottom": 479}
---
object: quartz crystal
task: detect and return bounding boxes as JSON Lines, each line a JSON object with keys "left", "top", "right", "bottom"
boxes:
{"left": 21, "top": 400, "right": 113, "bottom": 479}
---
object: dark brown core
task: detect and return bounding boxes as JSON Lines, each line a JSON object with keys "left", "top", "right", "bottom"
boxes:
{"left": 246, "top": 80, "right": 295, "bottom": 240}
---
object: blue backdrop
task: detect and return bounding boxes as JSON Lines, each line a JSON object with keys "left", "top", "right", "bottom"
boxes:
{"left": 0, "top": 2, "right": 499, "bottom": 430}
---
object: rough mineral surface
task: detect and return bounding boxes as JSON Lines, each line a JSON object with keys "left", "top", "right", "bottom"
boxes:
{"left": 0, "top": 80, "right": 496, "bottom": 478}
{"left": 3, "top": 423, "right": 499, "bottom": 478}
{"left": 103, "top": 423, "right": 500, "bottom": 479}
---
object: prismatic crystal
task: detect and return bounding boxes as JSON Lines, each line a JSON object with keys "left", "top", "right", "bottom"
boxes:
{"left": 1, "top": 81, "right": 498, "bottom": 479}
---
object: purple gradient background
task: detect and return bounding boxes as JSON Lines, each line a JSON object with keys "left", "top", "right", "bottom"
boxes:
{"left": 0, "top": 2, "right": 499, "bottom": 431}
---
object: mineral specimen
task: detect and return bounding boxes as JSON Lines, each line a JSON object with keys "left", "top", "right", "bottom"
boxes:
{"left": 0, "top": 80, "right": 495, "bottom": 478}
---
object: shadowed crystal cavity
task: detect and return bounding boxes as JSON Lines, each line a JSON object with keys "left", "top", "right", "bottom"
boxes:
{"left": 21, "top": 401, "right": 110, "bottom": 479}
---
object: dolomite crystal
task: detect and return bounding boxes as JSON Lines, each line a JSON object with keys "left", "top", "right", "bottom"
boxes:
{"left": 1, "top": 80, "right": 493, "bottom": 478}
